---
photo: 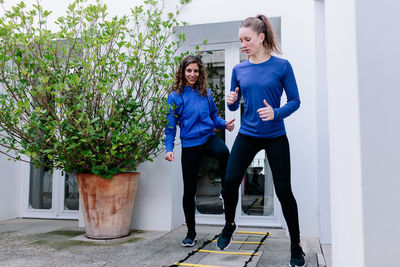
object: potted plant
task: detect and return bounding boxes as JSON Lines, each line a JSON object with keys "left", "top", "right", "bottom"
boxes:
{"left": 0, "top": 0, "right": 189, "bottom": 239}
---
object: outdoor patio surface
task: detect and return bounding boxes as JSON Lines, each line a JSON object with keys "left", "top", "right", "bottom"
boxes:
{"left": 0, "top": 219, "right": 330, "bottom": 267}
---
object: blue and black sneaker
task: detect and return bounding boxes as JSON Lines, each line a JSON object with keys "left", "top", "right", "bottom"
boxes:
{"left": 216, "top": 223, "right": 236, "bottom": 250}
{"left": 290, "top": 243, "right": 306, "bottom": 267}
{"left": 182, "top": 232, "right": 197, "bottom": 247}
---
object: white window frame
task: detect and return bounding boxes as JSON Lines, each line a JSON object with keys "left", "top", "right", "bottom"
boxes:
{"left": 20, "top": 163, "right": 78, "bottom": 219}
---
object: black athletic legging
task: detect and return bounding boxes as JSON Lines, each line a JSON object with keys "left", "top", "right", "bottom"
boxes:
{"left": 223, "top": 134, "right": 300, "bottom": 244}
{"left": 181, "top": 134, "right": 230, "bottom": 233}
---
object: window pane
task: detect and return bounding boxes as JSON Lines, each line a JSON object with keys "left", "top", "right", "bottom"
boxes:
{"left": 64, "top": 173, "right": 79, "bottom": 211}
{"left": 241, "top": 151, "right": 274, "bottom": 216}
{"left": 29, "top": 165, "right": 52, "bottom": 209}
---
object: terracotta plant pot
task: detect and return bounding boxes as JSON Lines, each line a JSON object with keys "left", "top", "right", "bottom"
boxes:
{"left": 76, "top": 172, "right": 140, "bottom": 239}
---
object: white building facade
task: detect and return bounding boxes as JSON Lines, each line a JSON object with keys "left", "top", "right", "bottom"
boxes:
{"left": 1, "top": 0, "right": 400, "bottom": 266}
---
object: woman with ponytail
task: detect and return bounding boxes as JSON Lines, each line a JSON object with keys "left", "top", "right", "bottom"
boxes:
{"left": 216, "top": 15, "right": 305, "bottom": 267}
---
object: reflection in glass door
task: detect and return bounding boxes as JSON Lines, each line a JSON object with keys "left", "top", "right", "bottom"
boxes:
{"left": 64, "top": 173, "right": 79, "bottom": 211}
{"left": 29, "top": 165, "right": 53, "bottom": 209}
{"left": 195, "top": 49, "right": 225, "bottom": 215}
{"left": 241, "top": 151, "right": 274, "bottom": 216}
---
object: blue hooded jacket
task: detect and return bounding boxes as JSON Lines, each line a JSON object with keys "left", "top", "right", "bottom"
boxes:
{"left": 165, "top": 86, "right": 226, "bottom": 152}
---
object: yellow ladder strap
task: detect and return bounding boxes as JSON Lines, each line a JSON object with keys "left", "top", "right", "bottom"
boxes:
{"left": 236, "top": 231, "right": 270, "bottom": 235}
{"left": 194, "top": 249, "right": 257, "bottom": 256}
{"left": 211, "top": 240, "right": 264, "bottom": 245}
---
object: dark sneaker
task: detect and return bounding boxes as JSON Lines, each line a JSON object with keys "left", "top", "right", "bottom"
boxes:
{"left": 182, "top": 232, "right": 197, "bottom": 247}
{"left": 290, "top": 244, "right": 306, "bottom": 267}
{"left": 216, "top": 223, "right": 236, "bottom": 250}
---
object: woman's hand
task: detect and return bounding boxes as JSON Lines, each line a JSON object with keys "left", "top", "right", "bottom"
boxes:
{"left": 227, "top": 87, "right": 239, "bottom": 105}
{"left": 165, "top": 152, "right": 174, "bottom": 161}
{"left": 225, "top": 119, "right": 235, "bottom": 132}
{"left": 257, "top": 100, "right": 274, "bottom": 121}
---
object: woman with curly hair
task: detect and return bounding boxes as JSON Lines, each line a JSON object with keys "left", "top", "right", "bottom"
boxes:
{"left": 164, "top": 55, "right": 235, "bottom": 247}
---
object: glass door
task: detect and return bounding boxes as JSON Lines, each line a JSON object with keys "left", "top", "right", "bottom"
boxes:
{"left": 241, "top": 151, "right": 274, "bottom": 217}
{"left": 21, "top": 163, "right": 79, "bottom": 219}
{"left": 195, "top": 46, "right": 226, "bottom": 225}
{"left": 236, "top": 49, "right": 282, "bottom": 227}
{"left": 195, "top": 43, "right": 283, "bottom": 227}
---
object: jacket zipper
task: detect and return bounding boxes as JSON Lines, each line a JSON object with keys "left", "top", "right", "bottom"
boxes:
{"left": 193, "top": 90, "right": 202, "bottom": 138}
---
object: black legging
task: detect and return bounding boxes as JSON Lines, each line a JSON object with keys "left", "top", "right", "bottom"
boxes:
{"left": 223, "top": 134, "right": 300, "bottom": 244}
{"left": 181, "top": 134, "right": 230, "bottom": 233}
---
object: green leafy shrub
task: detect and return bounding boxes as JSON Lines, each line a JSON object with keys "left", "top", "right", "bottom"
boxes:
{"left": 0, "top": 0, "right": 189, "bottom": 178}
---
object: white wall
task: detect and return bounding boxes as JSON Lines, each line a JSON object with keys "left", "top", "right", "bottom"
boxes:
{"left": 326, "top": 0, "right": 400, "bottom": 265}
{"left": 325, "top": 0, "right": 365, "bottom": 266}
{"left": 0, "top": 61, "right": 23, "bottom": 221}
{"left": 132, "top": 147, "right": 184, "bottom": 231}
{"left": 355, "top": 1, "right": 400, "bottom": 266}
{"left": 0, "top": 155, "right": 21, "bottom": 220}
{"left": 314, "top": 0, "right": 331, "bottom": 245}
{"left": 169, "top": 147, "right": 185, "bottom": 229}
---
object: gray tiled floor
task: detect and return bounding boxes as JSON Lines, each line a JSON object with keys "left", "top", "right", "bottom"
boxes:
{"left": 0, "top": 219, "right": 324, "bottom": 267}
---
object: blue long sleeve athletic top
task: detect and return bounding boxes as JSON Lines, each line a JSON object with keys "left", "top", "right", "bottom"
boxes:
{"left": 228, "top": 56, "right": 300, "bottom": 138}
{"left": 165, "top": 86, "right": 226, "bottom": 152}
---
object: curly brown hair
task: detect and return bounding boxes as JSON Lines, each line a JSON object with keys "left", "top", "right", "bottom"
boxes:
{"left": 172, "top": 55, "right": 208, "bottom": 96}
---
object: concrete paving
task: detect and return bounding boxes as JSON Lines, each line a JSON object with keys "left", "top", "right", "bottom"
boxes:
{"left": 0, "top": 219, "right": 325, "bottom": 267}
